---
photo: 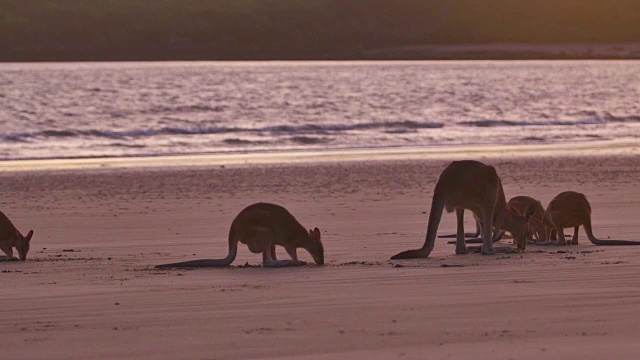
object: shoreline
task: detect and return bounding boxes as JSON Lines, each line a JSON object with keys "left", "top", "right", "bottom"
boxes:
{"left": 2, "top": 140, "right": 638, "bottom": 172}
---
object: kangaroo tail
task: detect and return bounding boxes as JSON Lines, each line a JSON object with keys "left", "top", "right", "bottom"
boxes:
{"left": 155, "top": 232, "right": 238, "bottom": 268}
{"left": 492, "top": 229, "right": 506, "bottom": 243}
{"left": 391, "top": 185, "right": 445, "bottom": 259}
{"left": 439, "top": 220, "right": 480, "bottom": 238}
{"left": 584, "top": 216, "right": 640, "bottom": 246}
{"left": 447, "top": 238, "right": 484, "bottom": 244}
{"left": 438, "top": 232, "right": 480, "bottom": 239}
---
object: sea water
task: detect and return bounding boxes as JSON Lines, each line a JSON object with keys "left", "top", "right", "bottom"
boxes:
{"left": 1, "top": 60, "right": 639, "bottom": 160}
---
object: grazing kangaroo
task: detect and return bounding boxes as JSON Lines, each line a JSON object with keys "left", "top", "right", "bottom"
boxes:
{"left": 493, "top": 196, "right": 547, "bottom": 243}
{"left": 391, "top": 160, "right": 535, "bottom": 259}
{"left": 541, "top": 191, "right": 640, "bottom": 246}
{"left": 0, "top": 211, "right": 34, "bottom": 261}
{"left": 156, "top": 203, "right": 324, "bottom": 268}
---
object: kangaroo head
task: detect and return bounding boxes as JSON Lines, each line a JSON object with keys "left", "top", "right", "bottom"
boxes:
{"left": 509, "top": 205, "right": 535, "bottom": 251}
{"left": 305, "top": 227, "right": 324, "bottom": 265}
{"left": 15, "top": 229, "right": 34, "bottom": 261}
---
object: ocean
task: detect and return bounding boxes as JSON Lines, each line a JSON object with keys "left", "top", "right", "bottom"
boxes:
{"left": 1, "top": 60, "right": 639, "bottom": 160}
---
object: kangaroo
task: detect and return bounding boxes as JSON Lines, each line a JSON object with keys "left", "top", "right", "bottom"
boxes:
{"left": 391, "top": 160, "right": 535, "bottom": 259}
{"left": 540, "top": 191, "right": 640, "bottom": 246}
{"left": 493, "top": 196, "right": 546, "bottom": 243}
{"left": 156, "top": 203, "right": 324, "bottom": 268}
{"left": 0, "top": 211, "right": 34, "bottom": 261}
{"left": 508, "top": 196, "right": 545, "bottom": 241}
{"left": 441, "top": 198, "right": 545, "bottom": 243}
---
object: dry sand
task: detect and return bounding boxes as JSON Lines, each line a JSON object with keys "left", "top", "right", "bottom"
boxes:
{"left": 1, "top": 150, "right": 640, "bottom": 359}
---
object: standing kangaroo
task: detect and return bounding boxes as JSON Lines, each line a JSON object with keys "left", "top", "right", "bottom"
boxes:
{"left": 156, "top": 203, "right": 324, "bottom": 268}
{"left": 541, "top": 191, "right": 640, "bottom": 246}
{"left": 0, "top": 211, "right": 34, "bottom": 261}
{"left": 391, "top": 160, "right": 534, "bottom": 259}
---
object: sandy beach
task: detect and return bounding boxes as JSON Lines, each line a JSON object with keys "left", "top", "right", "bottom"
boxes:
{"left": 2, "top": 148, "right": 640, "bottom": 359}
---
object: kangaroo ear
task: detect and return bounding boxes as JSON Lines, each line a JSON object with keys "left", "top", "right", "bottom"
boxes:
{"left": 25, "top": 230, "right": 34, "bottom": 242}
{"left": 313, "top": 227, "right": 321, "bottom": 240}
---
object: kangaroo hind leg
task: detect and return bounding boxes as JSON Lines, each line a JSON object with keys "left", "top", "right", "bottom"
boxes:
{"left": 455, "top": 209, "right": 468, "bottom": 254}
{"left": 570, "top": 226, "right": 579, "bottom": 245}
{"left": 555, "top": 227, "right": 567, "bottom": 246}
{"left": 481, "top": 216, "right": 495, "bottom": 255}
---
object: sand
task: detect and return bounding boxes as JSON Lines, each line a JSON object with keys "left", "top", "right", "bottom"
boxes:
{"left": 1, "top": 150, "right": 640, "bottom": 359}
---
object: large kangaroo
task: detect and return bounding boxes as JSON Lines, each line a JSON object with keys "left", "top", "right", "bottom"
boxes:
{"left": 391, "top": 160, "right": 534, "bottom": 259}
{"left": 0, "top": 211, "right": 34, "bottom": 261}
{"left": 541, "top": 191, "right": 640, "bottom": 246}
{"left": 156, "top": 203, "right": 324, "bottom": 268}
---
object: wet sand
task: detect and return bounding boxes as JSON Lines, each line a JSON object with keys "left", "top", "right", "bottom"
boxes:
{"left": 1, "top": 152, "right": 640, "bottom": 359}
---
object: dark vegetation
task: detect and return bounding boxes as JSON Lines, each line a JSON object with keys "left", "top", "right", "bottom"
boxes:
{"left": 1, "top": 0, "right": 640, "bottom": 61}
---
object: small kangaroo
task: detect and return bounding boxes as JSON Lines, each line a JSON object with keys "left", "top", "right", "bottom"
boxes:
{"left": 156, "top": 202, "right": 324, "bottom": 268}
{"left": 391, "top": 160, "right": 535, "bottom": 259}
{"left": 465, "top": 195, "right": 546, "bottom": 245}
{"left": 439, "top": 197, "right": 546, "bottom": 243}
{"left": 541, "top": 191, "right": 640, "bottom": 246}
{"left": 493, "top": 196, "right": 546, "bottom": 242}
{"left": 0, "top": 211, "right": 34, "bottom": 261}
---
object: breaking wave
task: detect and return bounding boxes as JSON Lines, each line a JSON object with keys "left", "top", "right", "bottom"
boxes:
{"left": 461, "top": 114, "right": 640, "bottom": 128}
{"left": 0, "top": 120, "right": 444, "bottom": 143}
{"left": 461, "top": 119, "right": 603, "bottom": 127}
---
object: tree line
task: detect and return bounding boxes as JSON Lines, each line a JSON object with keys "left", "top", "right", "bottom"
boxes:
{"left": 1, "top": 0, "right": 639, "bottom": 61}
